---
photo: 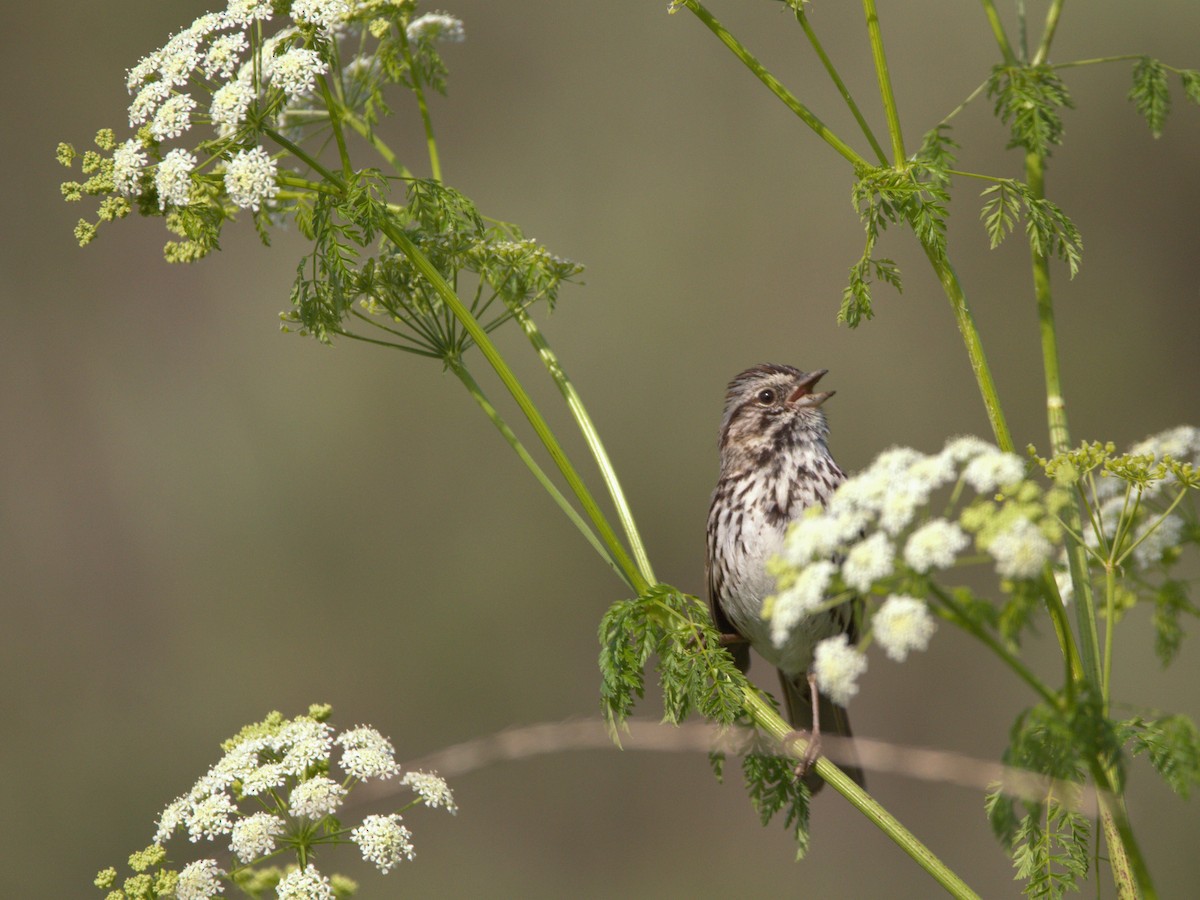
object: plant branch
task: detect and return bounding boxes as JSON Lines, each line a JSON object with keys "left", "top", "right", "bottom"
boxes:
{"left": 1032, "top": 0, "right": 1066, "bottom": 67}
{"left": 979, "top": 0, "right": 1018, "bottom": 64}
{"left": 793, "top": 7, "right": 888, "bottom": 166}
{"left": 861, "top": 0, "right": 905, "bottom": 163}
{"left": 509, "top": 306, "right": 657, "bottom": 586}
{"left": 679, "top": 1, "right": 869, "bottom": 169}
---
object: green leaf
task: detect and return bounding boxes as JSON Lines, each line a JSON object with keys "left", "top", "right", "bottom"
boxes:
{"left": 987, "top": 64, "right": 1073, "bottom": 156}
{"left": 1123, "top": 714, "right": 1200, "bottom": 798}
{"left": 980, "top": 180, "right": 1021, "bottom": 249}
{"left": 742, "top": 750, "right": 811, "bottom": 859}
{"left": 1152, "top": 579, "right": 1197, "bottom": 667}
{"left": 1129, "top": 57, "right": 1171, "bottom": 138}
{"left": 1181, "top": 69, "right": 1200, "bottom": 106}
{"left": 1023, "top": 193, "right": 1083, "bottom": 278}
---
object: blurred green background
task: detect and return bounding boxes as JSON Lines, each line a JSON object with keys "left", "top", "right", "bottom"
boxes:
{"left": 5, "top": 1, "right": 1200, "bottom": 896}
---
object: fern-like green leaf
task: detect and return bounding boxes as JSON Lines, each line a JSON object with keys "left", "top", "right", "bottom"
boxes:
{"left": 1129, "top": 57, "right": 1171, "bottom": 138}
{"left": 1124, "top": 714, "right": 1200, "bottom": 798}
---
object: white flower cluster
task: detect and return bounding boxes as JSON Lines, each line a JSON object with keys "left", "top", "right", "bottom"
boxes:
{"left": 767, "top": 436, "right": 1042, "bottom": 705}
{"left": 115, "top": 0, "right": 469, "bottom": 209}
{"left": 146, "top": 711, "right": 443, "bottom": 895}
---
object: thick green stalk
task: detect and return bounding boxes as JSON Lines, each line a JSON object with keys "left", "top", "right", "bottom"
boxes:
{"left": 681, "top": 1, "right": 868, "bottom": 169}
{"left": 742, "top": 689, "right": 980, "bottom": 899}
{"left": 1024, "top": 146, "right": 1148, "bottom": 900}
{"left": 861, "top": 0, "right": 905, "bottom": 163}
{"left": 446, "top": 358, "right": 632, "bottom": 589}
{"left": 922, "top": 247, "right": 1014, "bottom": 452}
{"left": 793, "top": 9, "right": 888, "bottom": 166}
{"left": 379, "top": 221, "right": 648, "bottom": 594}
{"left": 341, "top": 112, "right": 416, "bottom": 179}
{"left": 509, "top": 306, "right": 657, "bottom": 586}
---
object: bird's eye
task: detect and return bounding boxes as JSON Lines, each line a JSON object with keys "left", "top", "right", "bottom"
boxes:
{"left": 756, "top": 389, "right": 776, "bottom": 406}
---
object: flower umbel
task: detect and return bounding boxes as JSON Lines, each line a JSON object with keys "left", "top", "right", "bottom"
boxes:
{"left": 98, "top": 706, "right": 457, "bottom": 897}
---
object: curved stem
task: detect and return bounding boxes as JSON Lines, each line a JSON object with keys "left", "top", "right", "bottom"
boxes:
{"left": 342, "top": 111, "right": 416, "bottom": 179}
{"left": 681, "top": 1, "right": 868, "bottom": 169}
{"left": 741, "top": 689, "right": 981, "bottom": 899}
{"left": 397, "top": 24, "right": 442, "bottom": 181}
{"left": 793, "top": 8, "right": 888, "bottom": 166}
{"left": 930, "top": 585, "right": 1058, "bottom": 707}
{"left": 377, "top": 220, "right": 648, "bottom": 593}
{"left": 447, "top": 357, "right": 632, "bottom": 589}
{"left": 861, "top": 0, "right": 905, "bottom": 163}
{"left": 922, "top": 246, "right": 1014, "bottom": 452}
{"left": 509, "top": 306, "right": 657, "bottom": 586}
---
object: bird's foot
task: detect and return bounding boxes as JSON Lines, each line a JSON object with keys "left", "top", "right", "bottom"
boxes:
{"left": 784, "top": 728, "right": 822, "bottom": 779}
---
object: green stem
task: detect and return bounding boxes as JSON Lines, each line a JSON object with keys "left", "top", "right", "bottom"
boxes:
{"left": 1024, "top": 149, "right": 1102, "bottom": 691}
{"left": 1031, "top": 0, "right": 1066, "bottom": 67}
{"left": 861, "top": 0, "right": 905, "bottom": 163}
{"left": 509, "top": 306, "right": 657, "bottom": 586}
{"left": 342, "top": 111, "right": 416, "bottom": 179}
{"left": 398, "top": 21, "right": 442, "bottom": 182}
{"left": 446, "top": 357, "right": 632, "bottom": 589}
{"left": 922, "top": 246, "right": 1014, "bottom": 452}
{"left": 681, "top": 1, "right": 868, "bottom": 169}
{"left": 742, "top": 689, "right": 980, "bottom": 899}
{"left": 377, "top": 220, "right": 648, "bottom": 593}
{"left": 317, "top": 76, "right": 355, "bottom": 182}
{"left": 930, "top": 585, "right": 1058, "bottom": 706}
{"left": 979, "top": 0, "right": 1018, "bottom": 64}
{"left": 265, "top": 128, "right": 342, "bottom": 187}
{"left": 793, "top": 8, "right": 888, "bottom": 166}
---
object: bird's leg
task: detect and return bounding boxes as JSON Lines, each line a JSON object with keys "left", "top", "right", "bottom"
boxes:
{"left": 787, "top": 672, "right": 824, "bottom": 779}
{"left": 717, "top": 633, "right": 748, "bottom": 647}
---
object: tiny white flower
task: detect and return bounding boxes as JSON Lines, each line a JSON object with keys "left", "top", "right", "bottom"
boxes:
{"left": 962, "top": 450, "right": 1026, "bottom": 493}
{"left": 291, "top": 0, "right": 353, "bottom": 35}
{"left": 226, "top": 0, "right": 275, "bottom": 26}
{"left": 127, "top": 53, "right": 161, "bottom": 93}
{"left": 128, "top": 79, "right": 171, "bottom": 127}
{"left": 158, "top": 30, "right": 203, "bottom": 87}
{"left": 211, "top": 78, "right": 255, "bottom": 138}
{"left": 1129, "top": 425, "right": 1200, "bottom": 465}
{"left": 782, "top": 513, "right": 848, "bottom": 567}
{"left": 402, "top": 770, "right": 457, "bottom": 813}
{"left": 903, "top": 518, "right": 969, "bottom": 573}
{"left": 813, "top": 634, "right": 867, "bottom": 706}
{"left": 274, "top": 718, "right": 334, "bottom": 774}
{"left": 407, "top": 12, "right": 466, "bottom": 42}
{"left": 989, "top": 517, "right": 1053, "bottom": 579}
{"left": 203, "top": 32, "right": 249, "bottom": 80}
{"left": 939, "top": 434, "right": 994, "bottom": 464}
{"left": 154, "top": 794, "right": 189, "bottom": 843}
{"left": 873, "top": 595, "right": 937, "bottom": 662}
{"left": 336, "top": 726, "right": 401, "bottom": 781}
{"left": 155, "top": 148, "right": 198, "bottom": 209}
{"left": 351, "top": 814, "right": 415, "bottom": 873}
{"left": 288, "top": 775, "right": 346, "bottom": 819}
{"left": 112, "top": 139, "right": 147, "bottom": 197}
{"left": 187, "top": 791, "right": 237, "bottom": 842}
{"left": 768, "top": 560, "right": 836, "bottom": 649}
{"left": 840, "top": 531, "right": 895, "bottom": 593}
{"left": 230, "top": 812, "right": 286, "bottom": 863}
{"left": 177, "top": 859, "right": 225, "bottom": 900}
{"left": 150, "top": 92, "right": 197, "bottom": 141}
{"left": 1131, "top": 513, "right": 1184, "bottom": 568}
{"left": 878, "top": 478, "right": 927, "bottom": 535}
{"left": 225, "top": 147, "right": 279, "bottom": 211}
{"left": 268, "top": 47, "right": 328, "bottom": 99}
{"left": 188, "top": 12, "right": 230, "bottom": 42}
{"left": 241, "top": 762, "right": 287, "bottom": 796}
{"left": 275, "top": 864, "right": 334, "bottom": 900}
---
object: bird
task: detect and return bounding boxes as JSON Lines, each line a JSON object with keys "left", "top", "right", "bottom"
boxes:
{"left": 705, "top": 363, "right": 864, "bottom": 791}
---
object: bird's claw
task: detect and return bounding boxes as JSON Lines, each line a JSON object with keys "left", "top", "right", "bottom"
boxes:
{"left": 784, "top": 728, "right": 822, "bottom": 779}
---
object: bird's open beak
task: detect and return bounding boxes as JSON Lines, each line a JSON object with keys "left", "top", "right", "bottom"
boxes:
{"left": 787, "top": 369, "right": 834, "bottom": 407}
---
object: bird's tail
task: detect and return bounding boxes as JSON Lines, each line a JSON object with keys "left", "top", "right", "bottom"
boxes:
{"left": 780, "top": 672, "right": 867, "bottom": 794}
